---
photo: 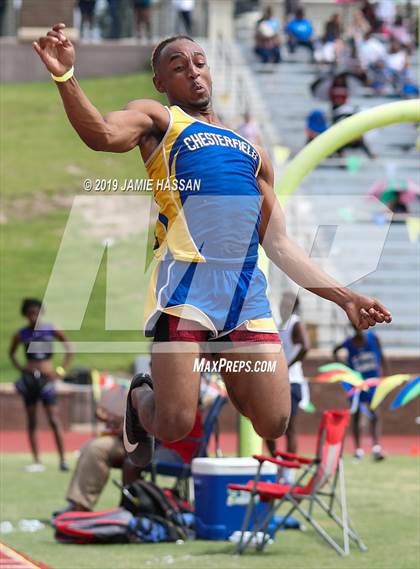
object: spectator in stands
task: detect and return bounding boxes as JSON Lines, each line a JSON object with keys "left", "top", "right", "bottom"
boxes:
{"left": 254, "top": 6, "right": 282, "bottom": 64}
{"left": 391, "top": 15, "right": 412, "bottom": 50}
{"left": 333, "top": 325, "right": 388, "bottom": 462}
{"left": 323, "top": 12, "right": 342, "bottom": 43}
{"left": 329, "top": 74, "right": 349, "bottom": 110}
{"left": 314, "top": 13, "right": 344, "bottom": 65}
{"left": 367, "top": 38, "right": 417, "bottom": 97}
{"left": 387, "top": 38, "right": 408, "bottom": 70}
{"left": 285, "top": 7, "right": 316, "bottom": 59}
{"left": 265, "top": 293, "right": 311, "bottom": 477}
{"left": 368, "top": 59, "right": 394, "bottom": 95}
{"left": 132, "top": 0, "right": 152, "bottom": 41}
{"left": 107, "top": 0, "right": 121, "bottom": 39}
{"left": 375, "top": 0, "right": 396, "bottom": 28}
{"left": 305, "top": 109, "right": 328, "bottom": 143}
{"left": 174, "top": 0, "right": 194, "bottom": 36}
{"left": 360, "top": 0, "right": 380, "bottom": 31}
{"left": 284, "top": 0, "right": 299, "bottom": 18}
{"left": 386, "top": 39, "right": 409, "bottom": 81}
{"left": 332, "top": 104, "right": 375, "bottom": 159}
{"left": 237, "top": 111, "right": 263, "bottom": 146}
{"left": 357, "top": 31, "right": 387, "bottom": 71}
{"left": 55, "top": 404, "right": 203, "bottom": 513}
{"left": 78, "top": 0, "right": 96, "bottom": 41}
{"left": 347, "top": 9, "right": 371, "bottom": 43}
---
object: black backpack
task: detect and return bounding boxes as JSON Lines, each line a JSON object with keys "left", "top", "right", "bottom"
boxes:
{"left": 119, "top": 479, "right": 194, "bottom": 540}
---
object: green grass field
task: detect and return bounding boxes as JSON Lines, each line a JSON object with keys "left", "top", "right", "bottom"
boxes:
{"left": 0, "top": 453, "right": 419, "bottom": 569}
{"left": 0, "top": 74, "right": 165, "bottom": 380}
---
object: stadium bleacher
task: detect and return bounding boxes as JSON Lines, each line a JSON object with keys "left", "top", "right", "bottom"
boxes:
{"left": 204, "top": 12, "right": 420, "bottom": 356}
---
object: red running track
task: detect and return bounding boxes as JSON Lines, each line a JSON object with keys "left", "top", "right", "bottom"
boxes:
{"left": 1, "top": 430, "right": 419, "bottom": 456}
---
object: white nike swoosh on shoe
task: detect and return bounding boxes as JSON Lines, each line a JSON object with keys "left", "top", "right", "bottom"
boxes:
{"left": 123, "top": 413, "right": 139, "bottom": 453}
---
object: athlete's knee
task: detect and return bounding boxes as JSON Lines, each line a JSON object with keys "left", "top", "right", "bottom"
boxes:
{"left": 26, "top": 413, "right": 37, "bottom": 431}
{"left": 27, "top": 418, "right": 37, "bottom": 432}
{"left": 155, "top": 408, "right": 196, "bottom": 442}
{"left": 47, "top": 413, "right": 60, "bottom": 431}
{"left": 253, "top": 413, "right": 290, "bottom": 440}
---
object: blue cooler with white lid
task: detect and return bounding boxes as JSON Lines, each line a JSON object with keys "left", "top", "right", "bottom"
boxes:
{"left": 192, "top": 457, "right": 277, "bottom": 540}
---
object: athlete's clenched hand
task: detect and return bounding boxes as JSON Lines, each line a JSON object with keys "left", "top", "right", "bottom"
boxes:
{"left": 33, "top": 23, "right": 75, "bottom": 76}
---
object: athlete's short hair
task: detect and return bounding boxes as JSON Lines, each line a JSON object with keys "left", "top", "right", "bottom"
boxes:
{"left": 21, "top": 298, "right": 42, "bottom": 316}
{"left": 151, "top": 35, "right": 195, "bottom": 74}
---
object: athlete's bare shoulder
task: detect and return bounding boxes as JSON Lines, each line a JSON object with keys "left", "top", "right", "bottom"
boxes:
{"left": 255, "top": 144, "right": 274, "bottom": 186}
{"left": 124, "top": 99, "right": 170, "bottom": 132}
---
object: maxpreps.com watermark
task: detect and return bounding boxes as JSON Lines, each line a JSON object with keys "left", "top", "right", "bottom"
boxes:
{"left": 193, "top": 357, "right": 277, "bottom": 373}
{"left": 83, "top": 178, "right": 201, "bottom": 192}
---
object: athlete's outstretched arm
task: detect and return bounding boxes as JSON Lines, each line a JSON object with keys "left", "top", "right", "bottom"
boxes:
{"left": 33, "top": 23, "right": 169, "bottom": 152}
{"left": 257, "top": 147, "right": 392, "bottom": 330}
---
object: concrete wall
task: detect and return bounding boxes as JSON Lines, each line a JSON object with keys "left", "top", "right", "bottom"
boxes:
{"left": 1, "top": 355, "right": 419, "bottom": 434}
{"left": 0, "top": 40, "right": 153, "bottom": 83}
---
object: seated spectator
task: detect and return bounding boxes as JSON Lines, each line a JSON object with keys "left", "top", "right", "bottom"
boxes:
{"left": 314, "top": 15, "right": 343, "bottom": 65}
{"left": 386, "top": 39, "right": 408, "bottom": 76}
{"left": 391, "top": 15, "right": 412, "bottom": 50}
{"left": 254, "top": 6, "right": 281, "bottom": 64}
{"left": 305, "top": 109, "right": 328, "bottom": 143}
{"left": 332, "top": 104, "right": 375, "bottom": 159}
{"left": 375, "top": 0, "right": 396, "bottom": 28}
{"left": 285, "top": 7, "right": 315, "bottom": 59}
{"left": 357, "top": 31, "right": 387, "bottom": 71}
{"left": 360, "top": 0, "right": 380, "bottom": 31}
{"left": 54, "top": 404, "right": 203, "bottom": 514}
{"left": 347, "top": 10, "right": 371, "bottom": 43}
{"left": 329, "top": 74, "right": 349, "bottom": 110}
{"left": 54, "top": 405, "right": 139, "bottom": 513}
{"left": 323, "top": 13, "right": 342, "bottom": 43}
{"left": 237, "top": 111, "right": 263, "bottom": 146}
{"left": 368, "top": 60, "right": 395, "bottom": 95}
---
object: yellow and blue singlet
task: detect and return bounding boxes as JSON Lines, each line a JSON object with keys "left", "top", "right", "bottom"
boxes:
{"left": 144, "top": 105, "right": 277, "bottom": 338}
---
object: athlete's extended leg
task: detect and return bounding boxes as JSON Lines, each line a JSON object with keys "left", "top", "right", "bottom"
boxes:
{"left": 25, "top": 404, "right": 40, "bottom": 464}
{"left": 216, "top": 342, "right": 291, "bottom": 440}
{"left": 43, "top": 403, "right": 67, "bottom": 467}
{"left": 131, "top": 341, "right": 202, "bottom": 442}
{"left": 352, "top": 408, "right": 361, "bottom": 450}
{"left": 370, "top": 410, "right": 385, "bottom": 460}
{"left": 370, "top": 410, "right": 381, "bottom": 446}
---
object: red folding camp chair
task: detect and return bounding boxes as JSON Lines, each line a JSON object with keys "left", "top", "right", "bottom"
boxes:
{"left": 228, "top": 410, "right": 367, "bottom": 556}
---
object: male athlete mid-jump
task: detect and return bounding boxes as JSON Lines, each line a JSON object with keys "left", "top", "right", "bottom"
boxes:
{"left": 34, "top": 24, "right": 392, "bottom": 467}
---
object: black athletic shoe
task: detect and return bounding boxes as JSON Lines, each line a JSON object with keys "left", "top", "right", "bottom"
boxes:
{"left": 123, "top": 373, "right": 155, "bottom": 468}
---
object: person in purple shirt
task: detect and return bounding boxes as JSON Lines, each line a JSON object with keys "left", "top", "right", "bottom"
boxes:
{"left": 9, "top": 298, "right": 73, "bottom": 472}
{"left": 333, "top": 325, "right": 388, "bottom": 462}
{"left": 286, "top": 7, "right": 316, "bottom": 58}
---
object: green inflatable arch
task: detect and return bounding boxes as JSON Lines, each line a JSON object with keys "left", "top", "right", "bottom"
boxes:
{"left": 276, "top": 99, "right": 420, "bottom": 200}
{"left": 239, "top": 99, "right": 420, "bottom": 458}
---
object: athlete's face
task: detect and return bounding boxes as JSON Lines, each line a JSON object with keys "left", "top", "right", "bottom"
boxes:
{"left": 153, "top": 39, "right": 212, "bottom": 109}
{"left": 25, "top": 306, "right": 41, "bottom": 326}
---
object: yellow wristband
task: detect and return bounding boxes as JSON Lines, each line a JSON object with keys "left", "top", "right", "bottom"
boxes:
{"left": 56, "top": 366, "right": 65, "bottom": 377}
{"left": 51, "top": 66, "right": 74, "bottom": 83}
